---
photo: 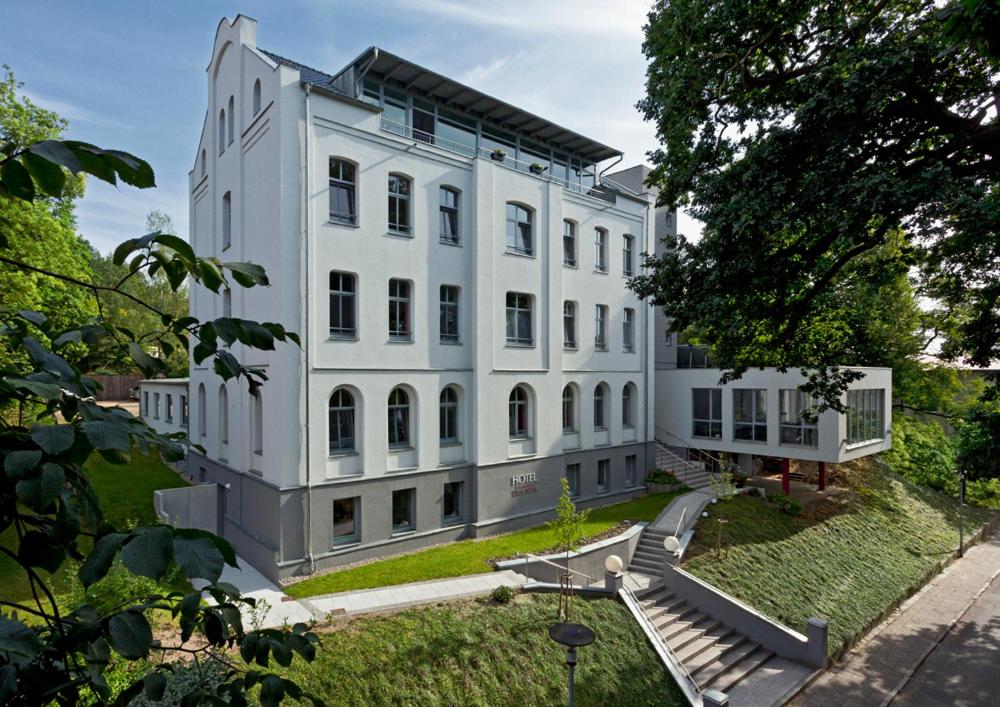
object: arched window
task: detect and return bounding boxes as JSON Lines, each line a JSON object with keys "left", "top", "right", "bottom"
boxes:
{"left": 509, "top": 386, "right": 530, "bottom": 439}
{"left": 562, "top": 385, "right": 576, "bottom": 433}
{"left": 622, "top": 383, "right": 636, "bottom": 428}
{"left": 227, "top": 95, "right": 234, "bottom": 145}
{"left": 329, "top": 158, "right": 357, "bottom": 225}
{"left": 440, "top": 387, "right": 459, "bottom": 443}
{"left": 388, "top": 387, "right": 410, "bottom": 448}
{"left": 439, "top": 187, "right": 460, "bottom": 244}
{"left": 198, "top": 383, "right": 206, "bottom": 437}
{"left": 329, "top": 389, "right": 355, "bottom": 453}
{"left": 251, "top": 391, "right": 263, "bottom": 454}
{"left": 218, "top": 109, "right": 226, "bottom": 155}
{"left": 252, "top": 79, "right": 261, "bottom": 115}
{"left": 388, "top": 174, "right": 412, "bottom": 235}
{"left": 505, "top": 203, "right": 533, "bottom": 255}
{"left": 222, "top": 192, "right": 232, "bottom": 250}
{"left": 593, "top": 384, "right": 606, "bottom": 430}
{"left": 218, "top": 385, "right": 229, "bottom": 445}
{"left": 200, "top": 149, "right": 206, "bottom": 177}
{"left": 329, "top": 271, "right": 356, "bottom": 338}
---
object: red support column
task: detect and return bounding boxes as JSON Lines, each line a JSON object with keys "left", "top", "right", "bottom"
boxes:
{"left": 781, "top": 458, "right": 790, "bottom": 495}
{"left": 818, "top": 461, "right": 827, "bottom": 491}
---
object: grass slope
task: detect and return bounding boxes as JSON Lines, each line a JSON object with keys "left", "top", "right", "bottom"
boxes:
{"left": 683, "top": 466, "right": 996, "bottom": 657}
{"left": 0, "top": 451, "right": 188, "bottom": 605}
{"left": 287, "top": 491, "right": 683, "bottom": 598}
{"left": 281, "top": 594, "right": 684, "bottom": 706}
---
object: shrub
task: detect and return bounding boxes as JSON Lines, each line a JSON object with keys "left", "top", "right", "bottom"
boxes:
{"left": 768, "top": 492, "right": 802, "bottom": 516}
{"left": 490, "top": 585, "right": 516, "bottom": 604}
{"left": 708, "top": 471, "right": 738, "bottom": 501}
{"left": 645, "top": 469, "right": 680, "bottom": 485}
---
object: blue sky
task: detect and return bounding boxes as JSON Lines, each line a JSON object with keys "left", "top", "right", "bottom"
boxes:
{"left": 3, "top": 0, "right": 697, "bottom": 254}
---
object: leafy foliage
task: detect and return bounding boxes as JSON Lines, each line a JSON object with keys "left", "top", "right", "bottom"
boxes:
{"left": 547, "top": 477, "right": 590, "bottom": 558}
{"left": 0, "top": 82, "right": 320, "bottom": 704}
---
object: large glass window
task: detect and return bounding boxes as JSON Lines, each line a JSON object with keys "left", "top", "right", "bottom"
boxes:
{"left": 509, "top": 386, "right": 530, "bottom": 439}
{"left": 382, "top": 87, "right": 407, "bottom": 128}
{"left": 566, "top": 463, "right": 581, "bottom": 498}
{"left": 847, "top": 389, "right": 885, "bottom": 446}
{"left": 439, "top": 387, "right": 459, "bottom": 443}
{"left": 443, "top": 481, "right": 463, "bottom": 522}
{"left": 594, "top": 385, "right": 607, "bottom": 430}
{"left": 329, "top": 159, "right": 356, "bottom": 225}
{"left": 333, "top": 497, "right": 358, "bottom": 546}
{"left": 440, "top": 285, "right": 460, "bottom": 343}
{"left": 733, "top": 389, "right": 767, "bottom": 442}
{"left": 439, "top": 187, "right": 460, "bottom": 243}
{"left": 623, "top": 234, "right": 635, "bottom": 276}
{"left": 506, "top": 292, "right": 533, "bottom": 346}
{"left": 388, "top": 387, "right": 410, "bottom": 448}
{"left": 623, "top": 308, "right": 635, "bottom": 352}
{"left": 562, "top": 385, "right": 576, "bottom": 432}
{"left": 505, "top": 203, "right": 533, "bottom": 255}
{"left": 780, "top": 389, "right": 819, "bottom": 447}
{"left": 328, "top": 389, "right": 355, "bottom": 454}
{"left": 563, "top": 301, "right": 577, "bottom": 348}
{"left": 692, "top": 388, "right": 723, "bottom": 438}
{"left": 412, "top": 98, "right": 435, "bottom": 142}
{"left": 597, "top": 459, "right": 610, "bottom": 494}
{"left": 388, "top": 174, "right": 411, "bottom": 235}
{"left": 388, "top": 279, "right": 412, "bottom": 341}
{"left": 392, "top": 488, "right": 415, "bottom": 533}
{"left": 563, "top": 220, "right": 577, "bottom": 266}
{"left": 594, "top": 305, "right": 608, "bottom": 350}
{"left": 482, "top": 125, "right": 516, "bottom": 166}
{"left": 329, "top": 271, "right": 356, "bottom": 338}
{"left": 436, "top": 110, "right": 477, "bottom": 156}
{"left": 222, "top": 192, "right": 231, "bottom": 250}
{"left": 594, "top": 228, "right": 608, "bottom": 272}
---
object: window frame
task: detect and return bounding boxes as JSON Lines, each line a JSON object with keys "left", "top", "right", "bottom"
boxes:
{"left": 623, "top": 307, "right": 635, "bottom": 352}
{"left": 597, "top": 459, "right": 610, "bottom": 494}
{"left": 387, "top": 173, "right": 412, "bottom": 236}
{"left": 252, "top": 78, "right": 261, "bottom": 115}
{"left": 439, "top": 386, "right": 459, "bottom": 444}
{"left": 622, "top": 234, "right": 635, "bottom": 276}
{"left": 566, "top": 463, "right": 581, "bottom": 498}
{"left": 439, "top": 186, "right": 460, "bottom": 244}
{"left": 692, "top": 388, "right": 723, "bottom": 439}
{"left": 779, "top": 389, "right": 819, "bottom": 447}
{"left": 328, "top": 158, "right": 357, "bottom": 226}
{"left": 846, "top": 388, "right": 885, "bottom": 446}
{"left": 563, "top": 219, "right": 577, "bottom": 266}
{"left": 222, "top": 192, "right": 232, "bottom": 250}
{"left": 443, "top": 481, "right": 463, "bottom": 523}
{"left": 622, "top": 383, "right": 636, "bottom": 429}
{"left": 251, "top": 391, "right": 263, "bottom": 455}
{"left": 227, "top": 96, "right": 234, "bottom": 145}
{"left": 218, "top": 109, "right": 226, "bottom": 155}
{"left": 593, "top": 384, "right": 607, "bottom": 430}
{"left": 439, "top": 285, "right": 460, "bottom": 343}
{"left": 563, "top": 300, "right": 577, "bottom": 349}
{"left": 508, "top": 386, "right": 531, "bottom": 439}
{"left": 594, "top": 227, "right": 608, "bottom": 272}
{"left": 332, "top": 497, "right": 359, "bottom": 547}
{"left": 562, "top": 385, "right": 576, "bottom": 433}
{"left": 218, "top": 385, "right": 229, "bottom": 446}
{"left": 391, "top": 488, "right": 416, "bottom": 534}
{"left": 733, "top": 388, "right": 768, "bottom": 443}
{"left": 388, "top": 278, "right": 413, "bottom": 342}
{"left": 505, "top": 202, "right": 534, "bottom": 256}
{"left": 505, "top": 292, "right": 534, "bottom": 346}
{"left": 328, "top": 388, "right": 356, "bottom": 454}
{"left": 388, "top": 387, "right": 411, "bottom": 449}
{"left": 625, "top": 455, "right": 637, "bottom": 487}
{"left": 329, "top": 271, "right": 357, "bottom": 339}
{"left": 594, "top": 304, "right": 608, "bottom": 351}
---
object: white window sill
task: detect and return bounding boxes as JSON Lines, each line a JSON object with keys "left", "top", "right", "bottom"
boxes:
{"left": 328, "top": 219, "right": 359, "bottom": 228}
{"left": 388, "top": 445, "right": 415, "bottom": 452}
{"left": 332, "top": 540, "right": 360, "bottom": 549}
{"left": 504, "top": 249, "right": 536, "bottom": 259}
{"left": 505, "top": 342, "right": 535, "bottom": 349}
{"left": 440, "top": 238, "right": 462, "bottom": 247}
{"left": 386, "top": 230, "right": 413, "bottom": 239}
{"left": 388, "top": 338, "right": 414, "bottom": 344}
{"left": 391, "top": 528, "right": 416, "bottom": 537}
{"left": 593, "top": 269, "right": 608, "bottom": 275}
{"left": 564, "top": 344, "right": 578, "bottom": 351}
{"left": 440, "top": 440, "right": 462, "bottom": 448}
{"left": 329, "top": 450, "right": 359, "bottom": 459}
{"left": 563, "top": 262, "right": 578, "bottom": 269}
{"left": 440, "top": 339, "right": 462, "bottom": 346}
{"left": 328, "top": 334, "right": 358, "bottom": 342}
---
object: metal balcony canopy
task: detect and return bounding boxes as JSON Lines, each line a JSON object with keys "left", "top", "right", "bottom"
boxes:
{"left": 327, "top": 47, "right": 622, "bottom": 164}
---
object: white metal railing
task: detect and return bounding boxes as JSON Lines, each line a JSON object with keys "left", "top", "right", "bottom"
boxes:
{"left": 655, "top": 426, "right": 735, "bottom": 476}
{"left": 620, "top": 586, "right": 701, "bottom": 705}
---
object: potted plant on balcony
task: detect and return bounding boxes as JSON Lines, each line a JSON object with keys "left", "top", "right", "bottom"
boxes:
{"left": 490, "top": 147, "right": 506, "bottom": 162}
{"left": 529, "top": 162, "right": 545, "bottom": 175}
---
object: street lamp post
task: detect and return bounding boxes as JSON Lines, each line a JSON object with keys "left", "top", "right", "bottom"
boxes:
{"left": 549, "top": 622, "right": 595, "bottom": 707}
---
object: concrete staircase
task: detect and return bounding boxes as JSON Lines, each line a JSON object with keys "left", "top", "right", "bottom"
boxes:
{"left": 654, "top": 443, "right": 713, "bottom": 490}
{"left": 636, "top": 585, "right": 777, "bottom": 696}
{"left": 628, "top": 525, "right": 671, "bottom": 575}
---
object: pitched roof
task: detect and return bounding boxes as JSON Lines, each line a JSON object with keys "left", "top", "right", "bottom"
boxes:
{"left": 261, "top": 50, "right": 346, "bottom": 95}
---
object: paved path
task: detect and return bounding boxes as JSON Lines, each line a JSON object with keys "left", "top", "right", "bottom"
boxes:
{"left": 302, "top": 570, "right": 527, "bottom": 618}
{"left": 192, "top": 557, "right": 315, "bottom": 629}
{"left": 794, "top": 532, "right": 1000, "bottom": 706}
{"left": 650, "top": 488, "right": 713, "bottom": 535}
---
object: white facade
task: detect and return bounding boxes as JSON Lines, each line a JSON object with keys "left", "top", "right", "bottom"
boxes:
{"left": 139, "top": 379, "right": 189, "bottom": 437}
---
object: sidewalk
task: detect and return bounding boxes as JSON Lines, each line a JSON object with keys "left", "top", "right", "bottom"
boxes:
{"left": 191, "top": 556, "right": 315, "bottom": 629}
{"left": 793, "top": 532, "right": 1000, "bottom": 706}
{"left": 650, "top": 488, "right": 713, "bottom": 534}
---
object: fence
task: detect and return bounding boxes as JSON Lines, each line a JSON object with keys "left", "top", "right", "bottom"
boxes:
{"left": 89, "top": 374, "right": 142, "bottom": 401}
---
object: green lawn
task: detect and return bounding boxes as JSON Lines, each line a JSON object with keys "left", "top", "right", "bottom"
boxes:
{"left": 281, "top": 594, "right": 683, "bottom": 706}
{"left": 683, "top": 466, "right": 996, "bottom": 657}
{"left": 0, "top": 451, "right": 189, "bottom": 606}
{"left": 287, "top": 491, "right": 684, "bottom": 598}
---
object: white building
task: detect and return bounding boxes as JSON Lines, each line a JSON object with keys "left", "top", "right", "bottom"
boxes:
{"left": 139, "top": 379, "right": 189, "bottom": 437}
{"left": 184, "top": 17, "right": 891, "bottom": 581}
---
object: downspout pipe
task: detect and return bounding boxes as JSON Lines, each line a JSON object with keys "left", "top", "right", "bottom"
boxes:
{"left": 303, "top": 83, "right": 315, "bottom": 574}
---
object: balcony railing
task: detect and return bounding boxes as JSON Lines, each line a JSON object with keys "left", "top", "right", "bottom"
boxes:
{"left": 676, "top": 345, "right": 712, "bottom": 369}
{"left": 380, "top": 116, "right": 619, "bottom": 203}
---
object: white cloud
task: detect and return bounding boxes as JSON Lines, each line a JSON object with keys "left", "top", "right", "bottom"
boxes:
{"left": 21, "top": 89, "right": 130, "bottom": 131}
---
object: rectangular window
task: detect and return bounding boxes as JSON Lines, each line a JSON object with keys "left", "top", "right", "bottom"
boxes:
{"left": 165, "top": 395, "right": 173, "bottom": 423}
{"left": 413, "top": 99, "right": 435, "bottom": 142}
{"left": 505, "top": 203, "right": 533, "bottom": 255}
{"left": 623, "top": 234, "right": 635, "bottom": 276}
{"left": 780, "top": 389, "right": 819, "bottom": 447}
{"left": 333, "top": 497, "right": 359, "bottom": 546}
{"left": 506, "top": 292, "right": 533, "bottom": 346}
{"left": 223, "top": 288, "right": 232, "bottom": 318}
{"left": 440, "top": 389, "right": 458, "bottom": 443}
{"left": 388, "top": 174, "right": 411, "bottom": 235}
{"left": 440, "top": 285, "right": 460, "bottom": 343}
{"left": 437, "top": 109, "right": 477, "bottom": 156}
{"left": 383, "top": 87, "right": 407, "bottom": 127}
{"left": 392, "top": 488, "right": 415, "bottom": 534}
{"left": 594, "top": 305, "right": 608, "bottom": 350}
{"left": 692, "top": 388, "right": 723, "bottom": 438}
{"left": 329, "top": 159, "right": 357, "bottom": 225}
{"left": 388, "top": 279, "right": 412, "bottom": 341}
{"left": 625, "top": 455, "right": 637, "bottom": 487}
{"left": 440, "top": 187, "right": 459, "bottom": 243}
{"left": 563, "top": 301, "right": 577, "bottom": 348}
{"left": 143, "top": 392, "right": 149, "bottom": 417}
{"left": 153, "top": 393, "right": 160, "bottom": 419}
{"left": 562, "top": 387, "right": 575, "bottom": 432}
{"left": 594, "top": 229, "right": 607, "bottom": 272}
{"left": 566, "top": 463, "right": 581, "bottom": 498}
{"left": 597, "top": 459, "right": 610, "bottom": 494}
{"left": 329, "top": 272, "right": 356, "bottom": 338}
{"left": 180, "top": 395, "right": 188, "bottom": 427}
{"left": 846, "top": 389, "right": 885, "bottom": 446}
{"left": 443, "top": 481, "right": 463, "bottom": 523}
{"left": 563, "top": 220, "right": 576, "bottom": 266}
{"left": 222, "top": 192, "right": 232, "bottom": 250}
{"left": 623, "top": 308, "right": 635, "bottom": 352}
{"left": 733, "top": 389, "right": 767, "bottom": 442}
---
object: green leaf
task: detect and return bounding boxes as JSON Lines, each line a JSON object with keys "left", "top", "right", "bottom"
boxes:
{"left": 82, "top": 420, "right": 131, "bottom": 452}
{"left": 4, "top": 449, "right": 42, "bottom": 479}
{"left": 6, "top": 376, "right": 61, "bottom": 400}
{"left": 143, "top": 673, "right": 167, "bottom": 701}
{"left": 107, "top": 609, "right": 153, "bottom": 659}
{"left": 121, "top": 526, "right": 172, "bottom": 580}
{"left": 259, "top": 675, "right": 285, "bottom": 707}
{"left": 224, "top": 261, "right": 269, "bottom": 288}
{"left": 31, "top": 423, "right": 75, "bottom": 454}
{"left": 80, "top": 532, "right": 126, "bottom": 587}
{"left": 1, "top": 158, "right": 34, "bottom": 200}
{"left": 27, "top": 140, "right": 83, "bottom": 173}
{"left": 0, "top": 616, "right": 43, "bottom": 660}
{"left": 172, "top": 531, "right": 225, "bottom": 581}
{"left": 154, "top": 233, "right": 196, "bottom": 264}
{"left": 22, "top": 150, "right": 66, "bottom": 197}
{"left": 196, "top": 258, "right": 225, "bottom": 292}
{"left": 16, "top": 463, "right": 65, "bottom": 510}
{"left": 127, "top": 341, "right": 163, "bottom": 377}
{"left": 18, "top": 531, "right": 65, "bottom": 573}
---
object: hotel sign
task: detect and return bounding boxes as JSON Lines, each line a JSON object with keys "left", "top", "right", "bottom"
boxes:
{"left": 510, "top": 472, "right": 538, "bottom": 497}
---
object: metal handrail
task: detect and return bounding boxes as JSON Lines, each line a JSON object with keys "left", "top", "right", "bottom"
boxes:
{"left": 520, "top": 551, "right": 596, "bottom": 584}
{"left": 621, "top": 586, "right": 701, "bottom": 703}
{"left": 655, "top": 425, "right": 734, "bottom": 471}
{"left": 379, "top": 117, "right": 476, "bottom": 157}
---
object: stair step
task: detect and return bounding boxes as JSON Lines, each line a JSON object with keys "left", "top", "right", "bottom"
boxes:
{"left": 666, "top": 619, "right": 722, "bottom": 652}
{"left": 646, "top": 596, "right": 689, "bottom": 620}
{"left": 659, "top": 612, "right": 708, "bottom": 641}
{"left": 636, "top": 586, "right": 670, "bottom": 603}
{"left": 633, "top": 548, "right": 664, "bottom": 562}
{"left": 706, "top": 649, "right": 775, "bottom": 694}
{"left": 673, "top": 627, "right": 737, "bottom": 664}
{"left": 628, "top": 561, "right": 662, "bottom": 575}
{"left": 685, "top": 634, "right": 749, "bottom": 676}
{"left": 652, "top": 605, "right": 698, "bottom": 631}
{"left": 693, "top": 640, "right": 760, "bottom": 686}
